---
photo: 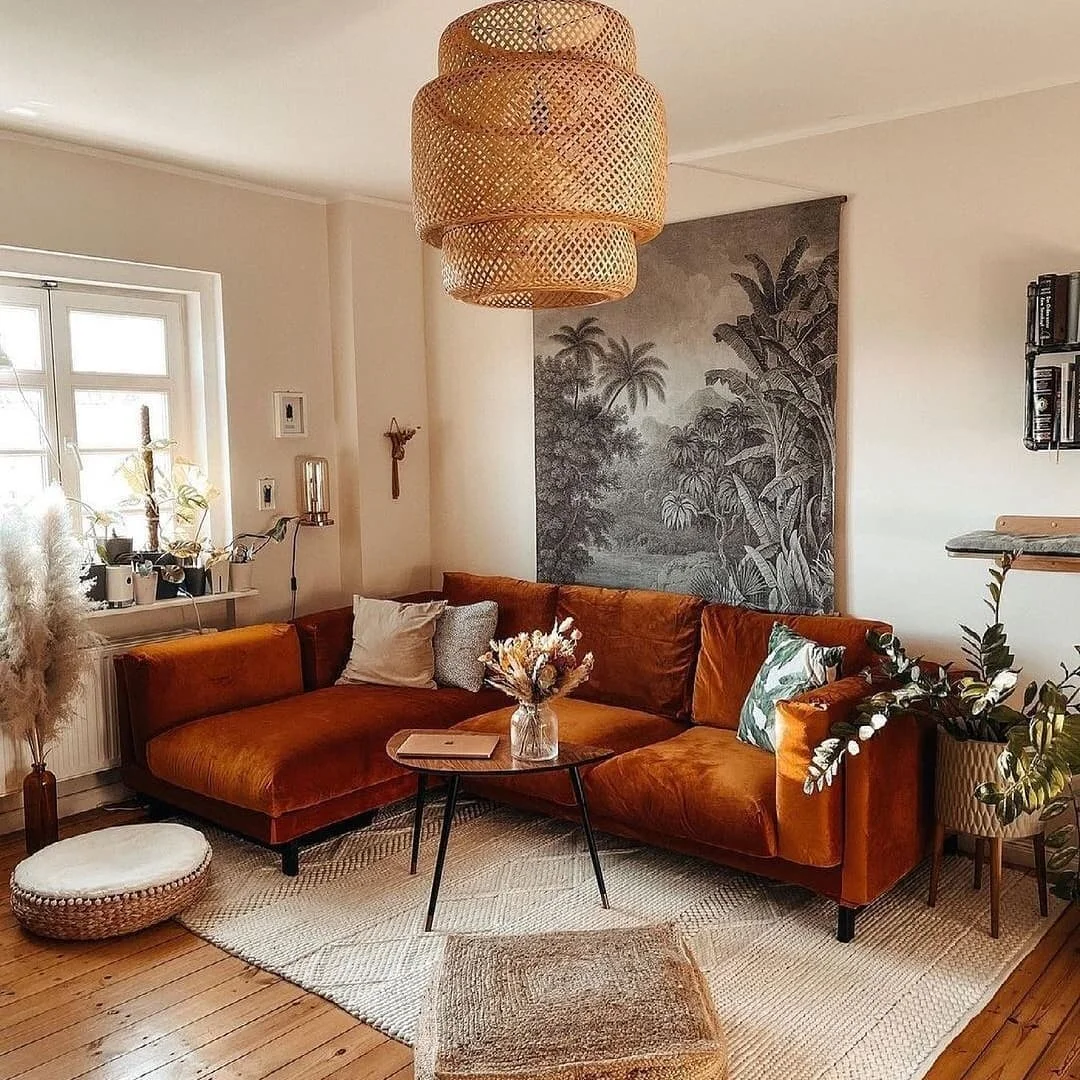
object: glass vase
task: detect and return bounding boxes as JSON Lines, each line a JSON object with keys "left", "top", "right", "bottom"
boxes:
{"left": 23, "top": 763, "right": 58, "bottom": 854}
{"left": 510, "top": 702, "right": 558, "bottom": 762}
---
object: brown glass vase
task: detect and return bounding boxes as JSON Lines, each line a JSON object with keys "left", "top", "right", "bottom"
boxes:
{"left": 23, "top": 764, "right": 58, "bottom": 854}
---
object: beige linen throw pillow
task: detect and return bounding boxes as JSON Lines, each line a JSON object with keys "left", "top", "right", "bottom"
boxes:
{"left": 336, "top": 596, "right": 447, "bottom": 690}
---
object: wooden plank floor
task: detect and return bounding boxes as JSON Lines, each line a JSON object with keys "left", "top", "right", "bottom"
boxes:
{"left": 0, "top": 809, "right": 1076, "bottom": 1080}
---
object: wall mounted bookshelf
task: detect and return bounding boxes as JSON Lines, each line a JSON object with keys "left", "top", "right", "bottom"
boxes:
{"left": 1025, "top": 272, "right": 1080, "bottom": 451}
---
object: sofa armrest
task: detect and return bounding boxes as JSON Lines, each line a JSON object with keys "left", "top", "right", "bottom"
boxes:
{"left": 775, "top": 676, "right": 870, "bottom": 868}
{"left": 114, "top": 623, "right": 304, "bottom": 767}
{"left": 775, "top": 673, "right": 936, "bottom": 903}
{"left": 840, "top": 707, "right": 936, "bottom": 906}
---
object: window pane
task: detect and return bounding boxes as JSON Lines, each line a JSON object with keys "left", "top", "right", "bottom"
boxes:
{"left": 74, "top": 390, "right": 169, "bottom": 451}
{"left": 0, "top": 454, "right": 47, "bottom": 507}
{"left": 0, "top": 303, "right": 44, "bottom": 372}
{"left": 69, "top": 309, "right": 168, "bottom": 375}
{"left": 0, "top": 388, "right": 47, "bottom": 451}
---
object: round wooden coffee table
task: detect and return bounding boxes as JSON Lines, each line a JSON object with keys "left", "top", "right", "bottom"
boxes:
{"left": 386, "top": 729, "right": 613, "bottom": 932}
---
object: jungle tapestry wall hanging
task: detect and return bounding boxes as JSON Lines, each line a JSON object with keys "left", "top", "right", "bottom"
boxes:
{"left": 532, "top": 196, "right": 843, "bottom": 614}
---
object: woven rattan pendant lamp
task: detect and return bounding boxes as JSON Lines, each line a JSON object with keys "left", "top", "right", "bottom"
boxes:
{"left": 412, "top": 0, "right": 667, "bottom": 309}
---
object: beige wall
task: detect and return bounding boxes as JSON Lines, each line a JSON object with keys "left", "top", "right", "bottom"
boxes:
{"left": 426, "top": 83, "right": 1080, "bottom": 684}
{"left": 0, "top": 134, "right": 341, "bottom": 622}
{"left": 328, "top": 199, "right": 432, "bottom": 597}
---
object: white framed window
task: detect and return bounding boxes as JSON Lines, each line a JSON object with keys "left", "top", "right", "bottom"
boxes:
{"left": 0, "top": 280, "right": 193, "bottom": 547}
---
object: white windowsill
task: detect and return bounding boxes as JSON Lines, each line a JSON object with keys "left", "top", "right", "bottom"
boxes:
{"left": 85, "top": 589, "right": 258, "bottom": 620}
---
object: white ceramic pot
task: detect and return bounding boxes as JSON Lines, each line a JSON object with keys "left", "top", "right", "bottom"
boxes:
{"left": 208, "top": 561, "right": 230, "bottom": 594}
{"left": 229, "top": 562, "right": 254, "bottom": 591}
{"left": 133, "top": 572, "right": 159, "bottom": 606}
{"left": 936, "top": 731, "right": 1041, "bottom": 839}
{"left": 105, "top": 565, "right": 134, "bottom": 607}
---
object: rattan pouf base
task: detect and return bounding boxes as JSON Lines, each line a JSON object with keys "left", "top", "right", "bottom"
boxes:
{"left": 10, "top": 823, "right": 212, "bottom": 941}
{"left": 417, "top": 924, "right": 727, "bottom": 1080}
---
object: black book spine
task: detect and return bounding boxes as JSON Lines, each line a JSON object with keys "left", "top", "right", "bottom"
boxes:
{"left": 1053, "top": 275, "right": 1070, "bottom": 344}
{"left": 1033, "top": 365, "right": 1061, "bottom": 442}
{"left": 1037, "top": 275, "right": 1055, "bottom": 345}
{"left": 1073, "top": 358, "right": 1080, "bottom": 440}
{"left": 1026, "top": 281, "right": 1038, "bottom": 346}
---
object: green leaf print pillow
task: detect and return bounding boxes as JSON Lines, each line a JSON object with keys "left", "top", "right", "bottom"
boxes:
{"left": 736, "top": 623, "right": 845, "bottom": 754}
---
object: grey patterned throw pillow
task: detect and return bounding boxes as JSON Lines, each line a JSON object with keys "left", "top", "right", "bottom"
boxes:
{"left": 736, "top": 623, "right": 845, "bottom": 754}
{"left": 433, "top": 601, "right": 499, "bottom": 692}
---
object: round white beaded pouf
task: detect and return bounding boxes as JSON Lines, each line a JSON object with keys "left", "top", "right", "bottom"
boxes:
{"left": 10, "top": 823, "right": 211, "bottom": 940}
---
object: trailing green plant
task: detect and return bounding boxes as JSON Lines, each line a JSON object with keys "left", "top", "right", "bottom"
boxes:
{"left": 803, "top": 556, "right": 1079, "bottom": 902}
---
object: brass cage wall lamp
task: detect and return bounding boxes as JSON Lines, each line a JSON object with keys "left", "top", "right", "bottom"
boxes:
{"left": 385, "top": 418, "right": 420, "bottom": 500}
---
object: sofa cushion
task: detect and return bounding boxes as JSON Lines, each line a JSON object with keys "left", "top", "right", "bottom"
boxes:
{"left": 555, "top": 584, "right": 704, "bottom": 719}
{"left": 693, "top": 605, "right": 890, "bottom": 730}
{"left": 434, "top": 601, "right": 499, "bottom": 692}
{"left": 454, "top": 699, "right": 686, "bottom": 807}
{"left": 585, "top": 726, "right": 778, "bottom": 859}
{"left": 443, "top": 572, "right": 558, "bottom": 640}
{"left": 736, "top": 623, "right": 845, "bottom": 754}
{"left": 145, "top": 684, "right": 506, "bottom": 817}
{"left": 337, "top": 596, "right": 446, "bottom": 690}
{"left": 117, "top": 623, "right": 304, "bottom": 752}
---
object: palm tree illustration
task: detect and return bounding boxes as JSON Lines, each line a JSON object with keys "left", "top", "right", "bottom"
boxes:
{"left": 549, "top": 316, "right": 607, "bottom": 407}
{"left": 598, "top": 337, "right": 668, "bottom": 412}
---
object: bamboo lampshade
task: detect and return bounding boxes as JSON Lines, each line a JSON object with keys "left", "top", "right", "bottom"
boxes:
{"left": 412, "top": 1, "right": 667, "bottom": 309}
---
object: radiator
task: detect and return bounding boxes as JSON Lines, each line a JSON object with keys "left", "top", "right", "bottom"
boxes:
{"left": 0, "top": 628, "right": 202, "bottom": 797}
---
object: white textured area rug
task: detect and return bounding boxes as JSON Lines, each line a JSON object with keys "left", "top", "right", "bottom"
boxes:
{"left": 178, "top": 797, "right": 1061, "bottom": 1080}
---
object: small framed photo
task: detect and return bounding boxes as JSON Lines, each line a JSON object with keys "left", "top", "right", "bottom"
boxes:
{"left": 274, "top": 391, "right": 307, "bottom": 438}
{"left": 257, "top": 477, "right": 277, "bottom": 511}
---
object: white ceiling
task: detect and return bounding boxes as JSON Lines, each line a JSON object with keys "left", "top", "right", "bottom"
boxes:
{"left": 1, "top": 0, "right": 1079, "bottom": 202}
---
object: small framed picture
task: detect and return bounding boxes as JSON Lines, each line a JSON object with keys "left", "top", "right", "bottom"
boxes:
{"left": 257, "top": 477, "right": 277, "bottom": 511}
{"left": 274, "top": 392, "right": 307, "bottom": 438}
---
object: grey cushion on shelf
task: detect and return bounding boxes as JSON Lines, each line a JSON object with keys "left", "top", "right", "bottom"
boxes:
{"left": 434, "top": 601, "right": 499, "bottom": 692}
{"left": 736, "top": 622, "right": 845, "bottom": 754}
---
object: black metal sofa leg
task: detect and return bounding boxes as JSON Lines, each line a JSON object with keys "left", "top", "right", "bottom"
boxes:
{"left": 280, "top": 841, "right": 300, "bottom": 877}
{"left": 837, "top": 905, "right": 858, "bottom": 943}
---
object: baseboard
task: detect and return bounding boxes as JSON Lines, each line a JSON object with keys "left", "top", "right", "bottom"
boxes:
{"left": 0, "top": 770, "right": 131, "bottom": 841}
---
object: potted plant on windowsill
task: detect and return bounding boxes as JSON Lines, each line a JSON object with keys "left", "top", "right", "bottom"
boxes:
{"left": 227, "top": 517, "right": 294, "bottom": 592}
{"left": 77, "top": 505, "right": 125, "bottom": 604}
{"left": 804, "top": 556, "right": 1079, "bottom": 904}
{"left": 0, "top": 487, "right": 97, "bottom": 853}
{"left": 117, "top": 441, "right": 221, "bottom": 599}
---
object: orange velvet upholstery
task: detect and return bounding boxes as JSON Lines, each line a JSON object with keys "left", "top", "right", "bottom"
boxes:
{"left": 293, "top": 606, "right": 353, "bottom": 690}
{"left": 692, "top": 604, "right": 890, "bottom": 730}
{"left": 773, "top": 677, "right": 872, "bottom": 868}
{"left": 840, "top": 711, "right": 936, "bottom": 905}
{"left": 113, "top": 578, "right": 931, "bottom": 922}
{"left": 586, "top": 726, "right": 779, "bottom": 859}
{"left": 145, "top": 684, "right": 507, "bottom": 816}
{"left": 115, "top": 623, "right": 304, "bottom": 762}
{"left": 442, "top": 572, "right": 558, "bottom": 640}
{"left": 454, "top": 699, "right": 686, "bottom": 806}
{"left": 555, "top": 584, "right": 705, "bottom": 719}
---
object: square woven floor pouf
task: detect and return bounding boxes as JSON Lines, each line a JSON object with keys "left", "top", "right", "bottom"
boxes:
{"left": 416, "top": 923, "right": 728, "bottom": 1080}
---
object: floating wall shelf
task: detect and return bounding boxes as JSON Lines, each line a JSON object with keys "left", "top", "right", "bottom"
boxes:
{"left": 946, "top": 516, "right": 1080, "bottom": 573}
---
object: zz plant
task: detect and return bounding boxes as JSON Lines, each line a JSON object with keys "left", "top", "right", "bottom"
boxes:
{"left": 804, "top": 555, "right": 1080, "bottom": 902}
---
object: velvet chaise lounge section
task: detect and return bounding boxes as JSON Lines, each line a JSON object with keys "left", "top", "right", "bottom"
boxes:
{"left": 114, "top": 573, "right": 934, "bottom": 939}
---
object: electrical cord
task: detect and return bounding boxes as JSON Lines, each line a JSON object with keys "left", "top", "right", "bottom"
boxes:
{"left": 290, "top": 518, "right": 301, "bottom": 620}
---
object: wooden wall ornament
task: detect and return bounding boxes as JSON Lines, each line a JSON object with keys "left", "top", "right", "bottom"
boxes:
{"left": 412, "top": 0, "right": 667, "bottom": 309}
{"left": 385, "top": 418, "right": 420, "bottom": 500}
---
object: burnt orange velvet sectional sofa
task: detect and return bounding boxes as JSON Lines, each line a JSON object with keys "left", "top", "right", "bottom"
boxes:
{"left": 114, "top": 572, "right": 935, "bottom": 940}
